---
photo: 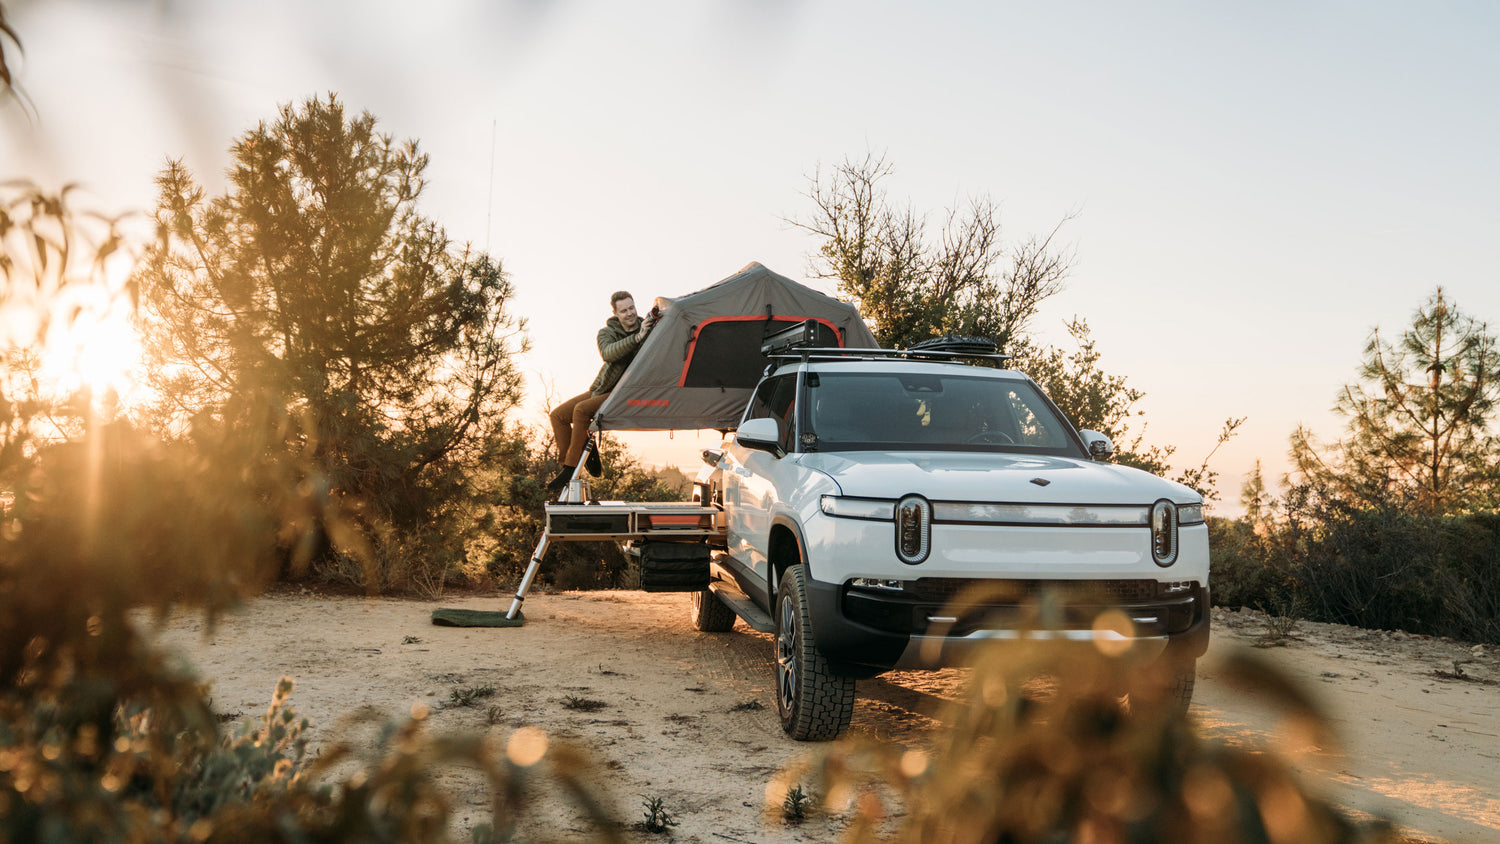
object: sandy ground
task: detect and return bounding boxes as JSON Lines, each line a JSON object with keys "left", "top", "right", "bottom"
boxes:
{"left": 143, "top": 589, "right": 1499, "bottom": 843}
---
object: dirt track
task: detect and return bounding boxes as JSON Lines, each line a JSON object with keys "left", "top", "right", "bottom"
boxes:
{"left": 145, "top": 590, "right": 1499, "bottom": 843}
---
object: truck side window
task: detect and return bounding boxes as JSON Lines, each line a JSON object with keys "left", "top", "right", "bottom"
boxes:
{"left": 745, "top": 375, "right": 798, "bottom": 452}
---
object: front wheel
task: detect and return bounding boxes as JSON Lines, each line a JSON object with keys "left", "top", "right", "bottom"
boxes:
{"left": 1168, "top": 659, "right": 1196, "bottom": 715}
{"left": 775, "top": 565, "right": 855, "bottom": 741}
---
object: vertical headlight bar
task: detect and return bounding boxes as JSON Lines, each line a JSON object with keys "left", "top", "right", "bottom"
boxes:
{"left": 1150, "top": 499, "right": 1178, "bottom": 567}
{"left": 895, "top": 495, "right": 932, "bottom": 564}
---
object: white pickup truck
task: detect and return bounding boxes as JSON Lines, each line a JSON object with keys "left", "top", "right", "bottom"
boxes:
{"left": 536, "top": 325, "right": 1210, "bottom": 741}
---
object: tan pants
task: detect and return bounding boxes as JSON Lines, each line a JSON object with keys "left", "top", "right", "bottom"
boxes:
{"left": 549, "top": 391, "right": 609, "bottom": 467}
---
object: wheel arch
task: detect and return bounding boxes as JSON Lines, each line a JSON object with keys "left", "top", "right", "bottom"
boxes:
{"left": 767, "top": 516, "right": 809, "bottom": 594}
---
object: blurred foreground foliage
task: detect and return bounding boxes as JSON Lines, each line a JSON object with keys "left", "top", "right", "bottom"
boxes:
{"left": 779, "top": 619, "right": 1399, "bottom": 844}
{"left": 0, "top": 173, "right": 682, "bottom": 843}
{"left": 1, "top": 183, "right": 627, "bottom": 841}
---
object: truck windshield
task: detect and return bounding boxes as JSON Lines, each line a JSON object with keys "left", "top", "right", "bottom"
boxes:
{"left": 806, "top": 371, "right": 1085, "bottom": 457}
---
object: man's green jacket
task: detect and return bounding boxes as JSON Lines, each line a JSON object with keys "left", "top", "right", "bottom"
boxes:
{"left": 589, "top": 315, "right": 647, "bottom": 396}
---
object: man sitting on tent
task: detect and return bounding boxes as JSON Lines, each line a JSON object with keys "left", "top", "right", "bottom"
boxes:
{"left": 546, "top": 290, "right": 658, "bottom": 495}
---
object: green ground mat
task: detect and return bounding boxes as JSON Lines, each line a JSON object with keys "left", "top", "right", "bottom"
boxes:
{"left": 430, "top": 608, "right": 525, "bottom": 627}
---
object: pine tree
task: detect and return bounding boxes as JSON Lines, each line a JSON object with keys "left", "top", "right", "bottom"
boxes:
{"left": 135, "top": 94, "right": 528, "bottom": 581}
{"left": 1293, "top": 288, "right": 1500, "bottom": 513}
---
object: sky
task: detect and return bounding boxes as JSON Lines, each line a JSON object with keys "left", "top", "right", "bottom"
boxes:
{"left": 4, "top": 0, "right": 1498, "bottom": 515}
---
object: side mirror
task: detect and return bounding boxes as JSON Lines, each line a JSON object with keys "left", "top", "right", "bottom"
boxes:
{"left": 735, "top": 417, "right": 784, "bottom": 456}
{"left": 1079, "top": 429, "right": 1115, "bottom": 460}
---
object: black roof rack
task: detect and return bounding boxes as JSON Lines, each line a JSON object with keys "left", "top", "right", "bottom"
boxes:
{"left": 910, "top": 335, "right": 1000, "bottom": 356}
{"left": 766, "top": 346, "right": 1012, "bottom": 365}
{"left": 762, "top": 321, "right": 1011, "bottom": 366}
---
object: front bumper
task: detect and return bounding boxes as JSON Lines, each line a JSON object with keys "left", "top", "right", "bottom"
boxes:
{"left": 806, "top": 576, "right": 1211, "bottom": 676}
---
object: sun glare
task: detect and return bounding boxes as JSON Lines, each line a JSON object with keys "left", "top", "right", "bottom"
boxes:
{"left": 39, "top": 283, "right": 144, "bottom": 411}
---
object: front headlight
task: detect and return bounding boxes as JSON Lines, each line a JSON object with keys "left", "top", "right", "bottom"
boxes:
{"left": 895, "top": 495, "right": 932, "bottom": 565}
{"left": 1178, "top": 503, "right": 1205, "bottom": 526}
{"left": 1150, "top": 499, "right": 1179, "bottom": 567}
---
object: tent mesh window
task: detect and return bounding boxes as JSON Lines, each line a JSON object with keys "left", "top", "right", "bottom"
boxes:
{"left": 680, "top": 317, "right": 840, "bottom": 388}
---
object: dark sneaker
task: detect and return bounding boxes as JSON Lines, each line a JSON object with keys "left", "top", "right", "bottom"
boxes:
{"left": 546, "top": 467, "right": 572, "bottom": 495}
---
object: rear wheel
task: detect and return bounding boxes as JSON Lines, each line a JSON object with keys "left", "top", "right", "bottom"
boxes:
{"left": 775, "top": 565, "right": 855, "bottom": 740}
{"left": 690, "top": 587, "right": 737, "bottom": 632}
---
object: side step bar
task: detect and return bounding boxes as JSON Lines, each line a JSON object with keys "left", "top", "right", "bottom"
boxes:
{"left": 709, "top": 578, "right": 775, "bottom": 634}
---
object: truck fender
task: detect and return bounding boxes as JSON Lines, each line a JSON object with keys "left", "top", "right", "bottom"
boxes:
{"left": 766, "top": 513, "right": 812, "bottom": 591}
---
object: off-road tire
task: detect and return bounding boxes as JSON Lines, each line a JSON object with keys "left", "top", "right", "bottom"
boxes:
{"left": 1168, "top": 660, "right": 1197, "bottom": 714}
{"left": 639, "top": 542, "right": 710, "bottom": 593}
{"left": 775, "top": 565, "right": 855, "bottom": 740}
{"left": 690, "top": 586, "right": 738, "bottom": 632}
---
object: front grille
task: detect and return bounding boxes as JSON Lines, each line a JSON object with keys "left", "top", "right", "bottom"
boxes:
{"left": 905, "top": 578, "right": 1166, "bottom": 604}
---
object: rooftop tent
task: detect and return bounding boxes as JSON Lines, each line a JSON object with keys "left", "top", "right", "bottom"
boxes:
{"left": 591, "top": 262, "right": 879, "bottom": 432}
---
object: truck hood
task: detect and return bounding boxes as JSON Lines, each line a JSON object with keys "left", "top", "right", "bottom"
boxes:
{"left": 795, "top": 451, "right": 1199, "bottom": 505}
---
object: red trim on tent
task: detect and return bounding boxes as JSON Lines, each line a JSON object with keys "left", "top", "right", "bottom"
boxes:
{"left": 676, "top": 315, "right": 842, "bottom": 387}
{"left": 627, "top": 399, "right": 670, "bottom": 407}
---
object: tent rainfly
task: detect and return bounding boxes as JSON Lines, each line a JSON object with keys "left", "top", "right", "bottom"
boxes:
{"left": 590, "top": 262, "right": 879, "bottom": 432}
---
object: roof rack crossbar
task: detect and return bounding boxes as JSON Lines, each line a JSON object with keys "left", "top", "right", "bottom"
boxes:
{"left": 761, "top": 324, "right": 1011, "bottom": 365}
{"left": 766, "top": 346, "right": 1012, "bottom": 365}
